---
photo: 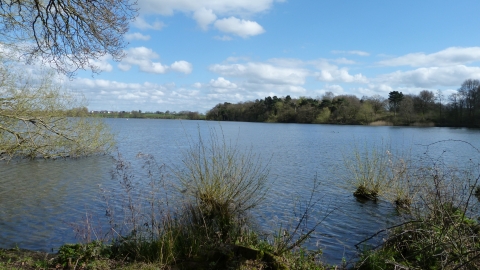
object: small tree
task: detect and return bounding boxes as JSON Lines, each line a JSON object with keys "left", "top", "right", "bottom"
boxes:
{"left": 0, "top": 63, "right": 114, "bottom": 160}
{"left": 415, "top": 90, "right": 435, "bottom": 119}
{"left": 388, "top": 91, "right": 404, "bottom": 117}
{"left": 366, "top": 94, "right": 386, "bottom": 116}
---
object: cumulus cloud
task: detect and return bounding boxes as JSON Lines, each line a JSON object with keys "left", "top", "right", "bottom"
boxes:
{"left": 193, "top": 8, "right": 217, "bottom": 30}
{"left": 171, "top": 61, "right": 193, "bottom": 74}
{"left": 120, "top": 47, "right": 192, "bottom": 74}
{"left": 210, "top": 62, "right": 308, "bottom": 85}
{"left": 331, "top": 50, "right": 370, "bottom": 56}
{"left": 316, "top": 68, "right": 368, "bottom": 83}
{"left": 377, "top": 65, "right": 480, "bottom": 88}
{"left": 214, "top": 17, "right": 265, "bottom": 38}
{"left": 120, "top": 47, "right": 168, "bottom": 73}
{"left": 210, "top": 77, "right": 237, "bottom": 89}
{"left": 305, "top": 58, "right": 368, "bottom": 83}
{"left": 378, "top": 47, "right": 480, "bottom": 67}
{"left": 136, "top": 0, "right": 283, "bottom": 36}
{"left": 192, "top": 82, "right": 202, "bottom": 88}
{"left": 68, "top": 78, "right": 170, "bottom": 109}
{"left": 87, "top": 55, "right": 113, "bottom": 72}
{"left": 125, "top": 32, "right": 151, "bottom": 41}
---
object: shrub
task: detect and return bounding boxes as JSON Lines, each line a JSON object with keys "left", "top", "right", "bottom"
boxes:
{"left": 173, "top": 128, "right": 270, "bottom": 242}
{"left": 343, "top": 142, "right": 392, "bottom": 201}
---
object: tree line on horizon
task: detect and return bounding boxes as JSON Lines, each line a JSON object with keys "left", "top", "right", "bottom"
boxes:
{"left": 90, "top": 109, "right": 205, "bottom": 120}
{"left": 206, "top": 79, "right": 480, "bottom": 127}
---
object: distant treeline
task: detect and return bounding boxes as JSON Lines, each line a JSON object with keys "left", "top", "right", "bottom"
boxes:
{"left": 90, "top": 110, "right": 206, "bottom": 120}
{"left": 206, "top": 79, "right": 480, "bottom": 127}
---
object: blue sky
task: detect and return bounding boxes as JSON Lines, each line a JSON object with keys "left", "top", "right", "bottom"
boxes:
{"left": 66, "top": 0, "right": 480, "bottom": 113}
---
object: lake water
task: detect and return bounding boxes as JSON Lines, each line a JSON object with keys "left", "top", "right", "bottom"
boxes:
{"left": 1, "top": 119, "right": 479, "bottom": 264}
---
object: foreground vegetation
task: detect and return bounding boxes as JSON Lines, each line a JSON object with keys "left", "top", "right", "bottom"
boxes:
{"left": 2, "top": 138, "right": 479, "bottom": 269}
{"left": 0, "top": 130, "right": 327, "bottom": 270}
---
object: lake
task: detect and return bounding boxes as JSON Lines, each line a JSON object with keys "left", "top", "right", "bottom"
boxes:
{"left": 1, "top": 119, "right": 479, "bottom": 264}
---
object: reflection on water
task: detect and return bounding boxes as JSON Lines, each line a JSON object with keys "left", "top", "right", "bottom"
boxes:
{"left": 1, "top": 119, "right": 479, "bottom": 264}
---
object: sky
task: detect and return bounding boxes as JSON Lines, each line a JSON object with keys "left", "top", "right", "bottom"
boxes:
{"left": 65, "top": 0, "right": 480, "bottom": 113}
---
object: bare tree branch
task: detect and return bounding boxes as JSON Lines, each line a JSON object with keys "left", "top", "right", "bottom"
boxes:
{"left": 0, "top": 0, "right": 137, "bottom": 76}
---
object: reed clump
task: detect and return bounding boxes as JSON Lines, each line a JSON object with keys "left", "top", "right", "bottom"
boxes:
{"left": 173, "top": 128, "right": 270, "bottom": 243}
{"left": 343, "top": 141, "right": 416, "bottom": 205}
{"left": 356, "top": 141, "right": 480, "bottom": 269}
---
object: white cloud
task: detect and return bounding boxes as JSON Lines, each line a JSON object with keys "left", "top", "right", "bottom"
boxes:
{"left": 118, "top": 63, "right": 131, "bottom": 71}
{"left": 120, "top": 47, "right": 193, "bottom": 74}
{"left": 69, "top": 78, "right": 169, "bottom": 108}
{"left": 331, "top": 50, "right": 370, "bottom": 56}
{"left": 377, "top": 65, "right": 480, "bottom": 87}
{"left": 316, "top": 68, "right": 368, "bottom": 83}
{"left": 378, "top": 47, "right": 480, "bottom": 67}
{"left": 210, "top": 62, "right": 308, "bottom": 85}
{"left": 132, "top": 1, "right": 285, "bottom": 38}
{"left": 214, "top": 17, "right": 265, "bottom": 38}
{"left": 306, "top": 58, "right": 368, "bottom": 83}
{"left": 171, "top": 61, "right": 193, "bottom": 74}
{"left": 88, "top": 55, "right": 113, "bottom": 72}
{"left": 120, "top": 47, "right": 168, "bottom": 73}
{"left": 133, "top": 17, "right": 165, "bottom": 30}
{"left": 193, "top": 8, "right": 217, "bottom": 30}
{"left": 192, "top": 82, "right": 202, "bottom": 88}
{"left": 125, "top": 32, "right": 151, "bottom": 41}
{"left": 210, "top": 77, "right": 237, "bottom": 89}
